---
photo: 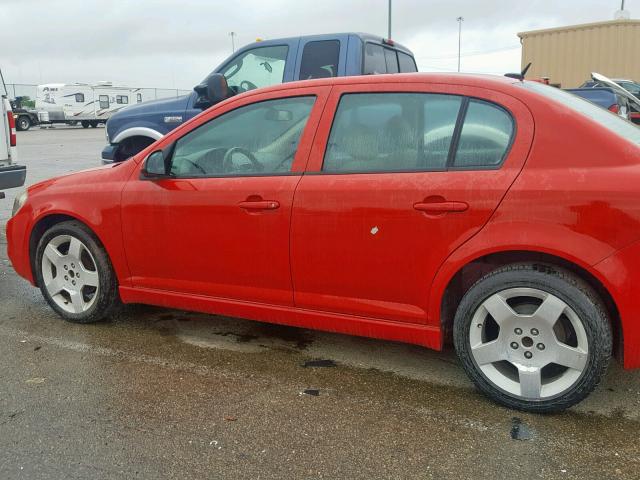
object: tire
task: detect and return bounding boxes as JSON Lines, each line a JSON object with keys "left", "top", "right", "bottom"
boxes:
{"left": 90, "top": 121, "right": 99, "bottom": 128}
{"left": 34, "top": 221, "right": 120, "bottom": 323}
{"left": 81, "top": 121, "right": 90, "bottom": 129}
{"left": 114, "top": 137, "right": 155, "bottom": 162}
{"left": 453, "top": 263, "right": 611, "bottom": 413}
{"left": 17, "top": 116, "right": 31, "bottom": 131}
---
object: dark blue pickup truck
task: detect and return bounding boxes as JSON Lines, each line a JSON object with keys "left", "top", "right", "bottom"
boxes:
{"left": 102, "top": 33, "right": 417, "bottom": 162}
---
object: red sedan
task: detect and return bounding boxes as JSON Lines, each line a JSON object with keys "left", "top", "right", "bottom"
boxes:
{"left": 6, "top": 73, "right": 640, "bottom": 412}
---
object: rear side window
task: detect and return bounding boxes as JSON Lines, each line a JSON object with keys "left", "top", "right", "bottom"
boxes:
{"left": 363, "top": 43, "right": 387, "bottom": 74}
{"left": 99, "top": 95, "right": 109, "bottom": 109}
{"left": 398, "top": 52, "right": 418, "bottom": 73}
{"left": 323, "top": 93, "right": 464, "bottom": 172}
{"left": 453, "top": 100, "right": 514, "bottom": 168}
{"left": 384, "top": 48, "right": 399, "bottom": 73}
{"left": 300, "top": 40, "right": 340, "bottom": 79}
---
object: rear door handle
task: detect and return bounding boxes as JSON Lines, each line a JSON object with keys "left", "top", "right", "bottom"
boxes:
{"left": 238, "top": 200, "right": 280, "bottom": 211}
{"left": 413, "top": 201, "right": 469, "bottom": 214}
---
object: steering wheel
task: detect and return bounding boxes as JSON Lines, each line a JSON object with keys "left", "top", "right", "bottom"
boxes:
{"left": 222, "top": 147, "right": 262, "bottom": 173}
{"left": 239, "top": 80, "right": 258, "bottom": 92}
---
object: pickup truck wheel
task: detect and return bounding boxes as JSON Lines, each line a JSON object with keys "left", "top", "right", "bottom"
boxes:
{"left": 453, "top": 264, "right": 611, "bottom": 413}
{"left": 35, "top": 221, "right": 120, "bottom": 323}
{"left": 17, "top": 116, "right": 31, "bottom": 131}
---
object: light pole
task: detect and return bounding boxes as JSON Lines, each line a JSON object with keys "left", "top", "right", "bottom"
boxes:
{"left": 388, "top": 0, "right": 392, "bottom": 39}
{"left": 229, "top": 32, "right": 237, "bottom": 53}
{"left": 457, "top": 16, "right": 464, "bottom": 72}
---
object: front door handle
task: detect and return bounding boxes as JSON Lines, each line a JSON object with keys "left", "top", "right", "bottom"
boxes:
{"left": 238, "top": 200, "right": 280, "bottom": 211}
{"left": 413, "top": 201, "right": 469, "bottom": 214}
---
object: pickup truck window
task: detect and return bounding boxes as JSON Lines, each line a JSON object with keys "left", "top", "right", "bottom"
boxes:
{"left": 398, "top": 52, "right": 418, "bottom": 73}
{"left": 170, "top": 96, "right": 315, "bottom": 177}
{"left": 384, "top": 48, "right": 399, "bottom": 73}
{"left": 221, "top": 45, "right": 288, "bottom": 94}
{"left": 363, "top": 43, "right": 387, "bottom": 75}
{"left": 300, "top": 40, "right": 340, "bottom": 79}
{"left": 323, "top": 93, "right": 463, "bottom": 172}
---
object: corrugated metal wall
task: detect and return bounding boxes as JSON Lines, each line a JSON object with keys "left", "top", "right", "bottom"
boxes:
{"left": 519, "top": 20, "right": 640, "bottom": 88}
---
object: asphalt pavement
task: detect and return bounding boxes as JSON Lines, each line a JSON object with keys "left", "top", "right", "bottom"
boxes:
{"left": 1, "top": 127, "right": 639, "bottom": 479}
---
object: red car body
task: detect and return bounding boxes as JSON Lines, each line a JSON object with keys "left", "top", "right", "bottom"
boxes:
{"left": 6, "top": 73, "right": 640, "bottom": 369}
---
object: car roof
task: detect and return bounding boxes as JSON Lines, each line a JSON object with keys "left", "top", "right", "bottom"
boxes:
{"left": 239, "top": 72, "right": 521, "bottom": 96}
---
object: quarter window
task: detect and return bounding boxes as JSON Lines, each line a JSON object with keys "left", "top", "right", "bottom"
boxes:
{"left": 99, "top": 95, "right": 109, "bottom": 109}
{"left": 170, "top": 96, "right": 315, "bottom": 177}
{"left": 300, "top": 40, "right": 340, "bottom": 79}
{"left": 220, "top": 45, "right": 288, "bottom": 94}
{"left": 453, "top": 100, "right": 514, "bottom": 168}
{"left": 363, "top": 43, "right": 387, "bottom": 75}
{"left": 398, "top": 52, "right": 418, "bottom": 73}
{"left": 323, "top": 93, "right": 463, "bottom": 172}
{"left": 75, "top": 93, "right": 85, "bottom": 103}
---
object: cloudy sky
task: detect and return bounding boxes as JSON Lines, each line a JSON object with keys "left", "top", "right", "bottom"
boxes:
{"left": 0, "top": 0, "right": 635, "bottom": 89}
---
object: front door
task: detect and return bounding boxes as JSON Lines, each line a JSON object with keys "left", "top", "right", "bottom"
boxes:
{"left": 121, "top": 87, "right": 328, "bottom": 306}
{"left": 291, "top": 83, "right": 533, "bottom": 324}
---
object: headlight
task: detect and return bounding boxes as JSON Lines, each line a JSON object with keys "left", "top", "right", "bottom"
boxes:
{"left": 12, "top": 190, "right": 28, "bottom": 217}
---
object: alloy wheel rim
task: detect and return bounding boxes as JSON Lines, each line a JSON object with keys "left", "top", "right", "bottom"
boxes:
{"left": 41, "top": 235, "right": 100, "bottom": 314}
{"left": 469, "top": 287, "right": 589, "bottom": 400}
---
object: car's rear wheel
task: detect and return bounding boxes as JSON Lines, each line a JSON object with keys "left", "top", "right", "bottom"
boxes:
{"left": 35, "top": 221, "right": 120, "bottom": 323}
{"left": 453, "top": 264, "right": 611, "bottom": 412}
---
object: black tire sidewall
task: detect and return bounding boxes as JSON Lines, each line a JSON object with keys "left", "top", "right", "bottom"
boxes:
{"left": 35, "top": 221, "right": 119, "bottom": 323}
{"left": 453, "top": 265, "right": 611, "bottom": 412}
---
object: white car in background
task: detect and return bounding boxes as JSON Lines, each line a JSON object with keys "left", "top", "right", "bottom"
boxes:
{"left": 0, "top": 93, "right": 26, "bottom": 196}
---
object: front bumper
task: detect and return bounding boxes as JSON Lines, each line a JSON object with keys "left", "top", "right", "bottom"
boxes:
{"left": 593, "top": 240, "right": 640, "bottom": 369}
{"left": 0, "top": 165, "right": 27, "bottom": 190}
{"left": 101, "top": 143, "right": 118, "bottom": 164}
{"left": 6, "top": 210, "right": 35, "bottom": 285}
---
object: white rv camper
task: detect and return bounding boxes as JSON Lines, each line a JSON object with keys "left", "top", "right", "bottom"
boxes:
{"left": 35, "top": 82, "right": 143, "bottom": 128}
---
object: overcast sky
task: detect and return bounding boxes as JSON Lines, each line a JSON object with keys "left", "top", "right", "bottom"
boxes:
{"left": 0, "top": 0, "right": 636, "bottom": 89}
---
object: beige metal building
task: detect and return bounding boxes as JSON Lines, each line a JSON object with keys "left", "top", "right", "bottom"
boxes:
{"left": 518, "top": 19, "right": 640, "bottom": 88}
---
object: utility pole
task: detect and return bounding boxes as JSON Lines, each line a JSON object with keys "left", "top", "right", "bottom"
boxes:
{"left": 229, "top": 32, "right": 236, "bottom": 53}
{"left": 457, "top": 16, "right": 464, "bottom": 72}
{"left": 388, "top": 0, "right": 392, "bottom": 39}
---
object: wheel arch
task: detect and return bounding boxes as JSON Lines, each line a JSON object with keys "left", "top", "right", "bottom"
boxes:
{"left": 29, "top": 213, "right": 111, "bottom": 287}
{"left": 437, "top": 249, "right": 622, "bottom": 360}
{"left": 112, "top": 127, "right": 163, "bottom": 144}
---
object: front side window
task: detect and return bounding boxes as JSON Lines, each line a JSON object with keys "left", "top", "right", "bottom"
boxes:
{"left": 300, "top": 40, "right": 340, "bottom": 79}
{"left": 99, "top": 95, "right": 109, "bottom": 109}
{"left": 170, "top": 96, "right": 315, "bottom": 177}
{"left": 453, "top": 100, "right": 514, "bottom": 168}
{"left": 363, "top": 43, "right": 387, "bottom": 75}
{"left": 398, "top": 52, "right": 418, "bottom": 73}
{"left": 220, "top": 45, "right": 288, "bottom": 94}
{"left": 323, "top": 93, "right": 463, "bottom": 172}
{"left": 75, "top": 93, "right": 85, "bottom": 103}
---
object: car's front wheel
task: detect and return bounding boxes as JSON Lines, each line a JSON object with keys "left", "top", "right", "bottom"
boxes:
{"left": 35, "top": 221, "right": 120, "bottom": 323}
{"left": 453, "top": 264, "right": 612, "bottom": 412}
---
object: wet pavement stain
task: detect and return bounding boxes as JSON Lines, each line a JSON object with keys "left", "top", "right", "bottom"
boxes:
{"left": 511, "top": 417, "right": 535, "bottom": 441}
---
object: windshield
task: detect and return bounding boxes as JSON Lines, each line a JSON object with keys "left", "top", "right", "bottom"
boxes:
{"left": 216, "top": 45, "right": 288, "bottom": 94}
{"left": 522, "top": 81, "right": 640, "bottom": 146}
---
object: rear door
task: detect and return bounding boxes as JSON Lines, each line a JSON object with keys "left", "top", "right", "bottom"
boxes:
{"left": 291, "top": 82, "right": 533, "bottom": 324}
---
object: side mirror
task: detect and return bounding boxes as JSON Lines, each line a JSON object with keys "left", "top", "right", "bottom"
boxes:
{"left": 141, "top": 150, "right": 170, "bottom": 178}
{"left": 194, "top": 73, "right": 230, "bottom": 109}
